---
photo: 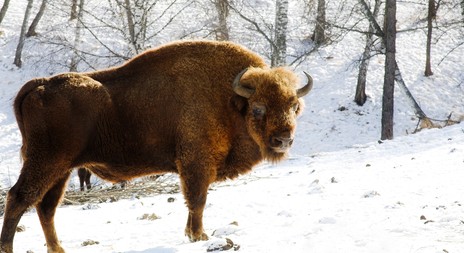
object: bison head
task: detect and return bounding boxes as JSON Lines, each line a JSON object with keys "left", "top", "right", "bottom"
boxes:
{"left": 232, "top": 67, "right": 313, "bottom": 162}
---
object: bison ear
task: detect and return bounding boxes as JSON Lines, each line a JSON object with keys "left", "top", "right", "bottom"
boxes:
{"left": 230, "top": 95, "right": 248, "bottom": 115}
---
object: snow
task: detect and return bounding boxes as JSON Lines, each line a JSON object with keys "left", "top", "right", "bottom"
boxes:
{"left": 0, "top": 1, "right": 464, "bottom": 253}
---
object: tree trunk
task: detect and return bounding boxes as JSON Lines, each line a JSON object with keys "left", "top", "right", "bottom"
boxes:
{"left": 424, "top": 0, "right": 435, "bottom": 76}
{"left": 272, "top": 0, "right": 288, "bottom": 67}
{"left": 381, "top": 0, "right": 396, "bottom": 140}
{"left": 358, "top": 0, "right": 384, "bottom": 37}
{"left": 69, "top": 0, "right": 84, "bottom": 72}
{"left": 14, "top": 0, "right": 34, "bottom": 68}
{"left": 124, "top": 0, "right": 136, "bottom": 51}
{"left": 214, "top": 0, "right": 229, "bottom": 41}
{"left": 461, "top": 0, "right": 464, "bottom": 22}
{"left": 355, "top": 0, "right": 381, "bottom": 106}
{"left": 394, "top": 61, "right": 427, "bottom": 120}
{"left": 70, "top": 0, "right": 78, "bottom": 20}
{"left": 359, "top": 0, "right": 430, "bottom": 133}
{"left": 313, "top": 0, "right": 326, "bottom": 45}
{"left": 26, "top": 0, "right": 47, "bottom": 37}
{"left": 123, "top": 0, "right": 148, "bottom": 54}
{"left": 0, "top": 0, "right": 10, "bottom": 26}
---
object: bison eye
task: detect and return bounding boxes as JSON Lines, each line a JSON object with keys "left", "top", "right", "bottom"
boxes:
{"left": 292, "top": 103, "right": 299, "bottom": 112}
{"left": 252, "top": 104, "right": 266, "bottom": 119}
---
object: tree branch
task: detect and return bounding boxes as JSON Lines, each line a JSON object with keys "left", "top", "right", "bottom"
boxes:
{"left": 228, "top": 3, "right": 275, "bottom": 48}
{"left": 358, "top": 0, "right": 384, "bottom": 37}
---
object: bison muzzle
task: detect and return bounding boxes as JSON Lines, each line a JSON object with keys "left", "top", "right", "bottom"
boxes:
{"left": 0, "top": 40, "right": 312, "bottom": 253}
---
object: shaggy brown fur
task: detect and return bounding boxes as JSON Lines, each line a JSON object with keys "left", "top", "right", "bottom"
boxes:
{"left": 0, "top": 40, "right": 312, "bottom": 253}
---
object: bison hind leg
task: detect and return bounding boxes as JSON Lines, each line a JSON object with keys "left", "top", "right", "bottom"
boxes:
{"left": 0, "top": 162, "right": 71, "bottom": 253}
{"left": 36, "top": 172, "right": 71, "bottom": 253}
{"left": 0, "top": 178, "right": 32, "bottom": 253}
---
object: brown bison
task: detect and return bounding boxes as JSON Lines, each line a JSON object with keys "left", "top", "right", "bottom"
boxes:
{"left": 77, "top": 167, "right": 91, "bottom": 191}
{"left": 78, "top": 167, "right": 127, "bottom": 191}
{"left": 0, "top": 40, "right": 312, "bottom": 252}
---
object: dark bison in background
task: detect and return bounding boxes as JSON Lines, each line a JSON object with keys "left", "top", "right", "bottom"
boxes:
{"left": 77, "top": 167, "right": 91, "bottom": 191}
{"left": 0, "top": 40, "right": 313, "bottom": 253}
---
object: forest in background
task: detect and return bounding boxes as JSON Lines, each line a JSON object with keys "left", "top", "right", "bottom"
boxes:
{"left": 0, "top": 0, "right": 464, "bottom": 139}
{"left": 0, "top": 0, "right": 461, "bottom": 70}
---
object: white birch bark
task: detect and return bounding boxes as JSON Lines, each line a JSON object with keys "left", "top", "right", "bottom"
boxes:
{"left": 273, "top": 0, "right": 288, "bottom": 67}
{"left": 69, "top": 0, "right": 85, "bottom": 71}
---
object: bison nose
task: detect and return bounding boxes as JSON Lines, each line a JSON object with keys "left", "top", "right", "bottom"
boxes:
{"left": 270, "top": 132, "right": 294, "bottom": 152}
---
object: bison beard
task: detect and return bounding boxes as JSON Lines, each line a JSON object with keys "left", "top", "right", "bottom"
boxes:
{"left": 0, "top": 40, "right": 312, "bottom": 253}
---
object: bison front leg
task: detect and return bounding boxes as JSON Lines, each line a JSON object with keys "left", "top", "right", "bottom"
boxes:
{"left": 178, "top": 162, "right": 213, "bottom": 242}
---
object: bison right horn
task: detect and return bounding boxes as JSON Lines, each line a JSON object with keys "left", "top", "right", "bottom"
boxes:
{"left": 297, "top": 72, "right": 313, "bottom": 98}
{"left": 232, "top": 68, "right": 255, "bottom": 98}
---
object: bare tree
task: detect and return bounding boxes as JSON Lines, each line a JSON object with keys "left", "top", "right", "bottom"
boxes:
{"left": 355, "top": 0, "right": 381, "bottom": 106}
{"left": 71, "top": 0, "right": 78, "bottom": 20}
{"left": 273, "top": 0, "right": 288, "bottom": 66}
{"left": 108, "top": 0, "right": 188, "bottom": 55}
{"left": 359, "top": 0, "right": 432, "bottom": 135}
{"left": 0, "top": 0, "right": 10, "bottom": 26}
{"left": 14, "top": 0, "right": 34, "bottom": 68}
{"left": 59, "top": 0, "right": 192, "bottom": 69}
{"left": 461, "top": 0, "right": 464, "bottom": 22}
{"left": 123, "top": 0, "right": 138, "bottom": 52}
{"left": 381, "top": 0, "right": 396, "bottom": 140}
{"left": 313, "top": 0, "right": 326, "bottom": 45}
{"left": 26, "top": 0, "right": 48, "bottom": 37}
{"left": 424, "top": 0, "right": 436, "bottom": 77}
{"left": 229, "top": 3, "right": 275, "bottom": 61}
{"left": 230, "top": 1, "right": 316, "bottom": 66}
{"left": 70, "top": 0, "right": 85, "bottom": 71}
{"left": 213, "top": 0, "right": 229, "bottom": 41}
{"left": 122, "top": 0, "right": 152, "bottom": 54}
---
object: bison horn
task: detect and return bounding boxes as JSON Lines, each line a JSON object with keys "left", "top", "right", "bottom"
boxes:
{"left": 232, "top": 68, "right": 255, "bottom": 98}
{"left": 297, "top": 72, "right": 313, "bottom": 98}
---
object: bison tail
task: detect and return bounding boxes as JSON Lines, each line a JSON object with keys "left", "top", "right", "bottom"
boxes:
{"left": 13, "top": 78, "right": 44, "bottom": 147}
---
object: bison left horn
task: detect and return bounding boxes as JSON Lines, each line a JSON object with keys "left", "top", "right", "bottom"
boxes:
{"left": 297, "top": 72, "right": 313, "bottom": 98}
{"left": 232, "top": 68, "right": 254, "bottom": 98}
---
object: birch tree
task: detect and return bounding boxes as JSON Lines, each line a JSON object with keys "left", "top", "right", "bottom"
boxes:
{"left": 273, "top": 0, "right": 288, "bottom": 67}
{"left": 71, "top": 0, "right": 78, "bottom": 20}
{"left": 213, "top": 0, "right": 229, "bottom": 41}
{"left": 14, "top": 0, "right": 34, "bottom": 68}
{"left": 69, "top": 0, "right": 85, "bottom": 71}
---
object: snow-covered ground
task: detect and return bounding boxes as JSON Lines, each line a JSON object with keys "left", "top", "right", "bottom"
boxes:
{"left": 0, "top": 0, "right": 464, "bottom": 252}
{"left": 10, "top": 125, "right": 464, "bottom": 253}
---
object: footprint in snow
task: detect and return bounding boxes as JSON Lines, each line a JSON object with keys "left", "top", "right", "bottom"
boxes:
{"left": 319, "top": 217, "right": 337, "bottom": 224}
{"left": 211, "top": 224, "right": 239, "bottom": 237}
{"left": 308, "top": 179, "right": 324, "bottom": 194}
{"left": 362, "top": 190, "right": 380, "bottom": 198}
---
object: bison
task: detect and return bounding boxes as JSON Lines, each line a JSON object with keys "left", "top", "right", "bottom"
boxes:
{"left": 77, "top": 167, "right": 91, "bottom": 191}
{"left": 0, "top": 40, "right": 312, "bottom": 253}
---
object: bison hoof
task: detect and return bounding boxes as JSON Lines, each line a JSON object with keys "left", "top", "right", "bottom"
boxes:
{"left": 0, "top": 243, "right": 13, "bottom": 253}
{"left": 46, "top": 244, "right": 66, "bottom": 253}
{"left": 186, "top": 231, "right": 209, "bottom": 242}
